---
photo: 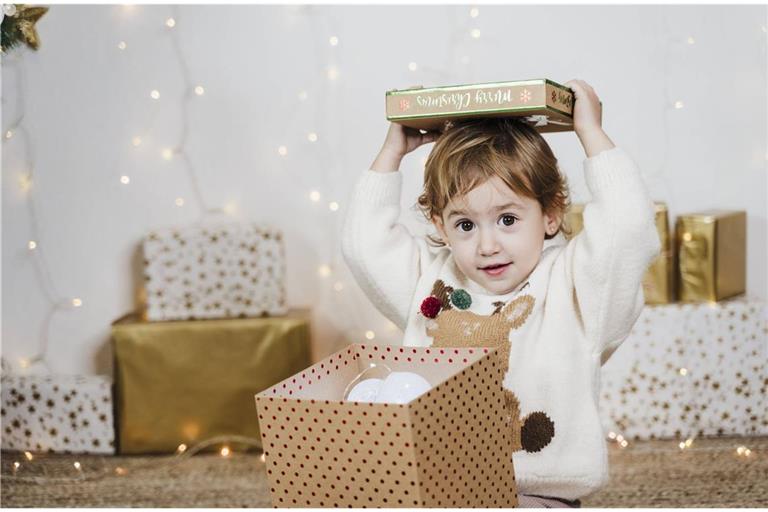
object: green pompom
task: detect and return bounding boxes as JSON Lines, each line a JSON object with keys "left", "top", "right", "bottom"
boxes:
{"left": 451, "top": 289, "right": 472, "bottom": 310}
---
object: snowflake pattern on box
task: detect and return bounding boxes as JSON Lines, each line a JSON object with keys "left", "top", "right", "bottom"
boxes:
{"left": 1, "top": 375, "right": 115, "bottom": 454}
{"left": 143, "top": 224, "right": 288, "bottom": 321}
{"left": 599, "top": 297, "right": 767, "bottom": 440}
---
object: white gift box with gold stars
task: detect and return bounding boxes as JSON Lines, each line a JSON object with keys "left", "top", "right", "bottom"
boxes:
{"left": 1, "top": 374, "right": 115, "bottom": 454}
{"left": 599, "top": 297, "right": 767, "bottom": 440}
{"left": 142, "top": 223, "right": 288, "bottom": 321}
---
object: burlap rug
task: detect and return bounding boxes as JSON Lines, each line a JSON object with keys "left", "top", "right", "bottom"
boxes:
{"left": 2, "top": 436, "right": 766, "bottom": 507}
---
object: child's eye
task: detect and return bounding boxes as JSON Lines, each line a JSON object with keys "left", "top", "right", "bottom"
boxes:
{"left": 500, "top": 214, "right": 518, "bottom": 226}
{"left": 456, "top": 220, "right": 474, "bottom": 232}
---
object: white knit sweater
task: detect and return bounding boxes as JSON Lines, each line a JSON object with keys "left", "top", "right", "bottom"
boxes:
{"left": 341, "top": 147, "right": 661, "bottom": 500}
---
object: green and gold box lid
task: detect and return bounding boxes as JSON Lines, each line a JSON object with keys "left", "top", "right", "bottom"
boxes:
{"left": 385, "top": 79, "right": 574, "bottom": 133}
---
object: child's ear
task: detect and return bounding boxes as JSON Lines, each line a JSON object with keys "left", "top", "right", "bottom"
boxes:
{"left": 432, "top": 215, "right": 449, "bottom": 244}
{"left": 543, "top": 210, "right": 562, "bottom": 237}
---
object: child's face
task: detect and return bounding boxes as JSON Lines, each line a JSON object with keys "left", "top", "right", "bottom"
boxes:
{"left": 433, "top": 176, "right": 560, "bottom": 295}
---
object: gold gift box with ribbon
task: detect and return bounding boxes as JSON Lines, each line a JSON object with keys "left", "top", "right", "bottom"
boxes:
{"left": 112, "top": 310, "right": 312, "bottom": 454}
{"left": 564, "top": 202, "right": 674, "bottom": 304}
{"left": 386, "top": 79, "right": 574, "bottom": 133}
{"left": 675, "top": 210, "right": 746, "bottom": 302}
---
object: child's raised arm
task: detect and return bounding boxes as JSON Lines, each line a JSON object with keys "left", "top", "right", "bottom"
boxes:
{"left": 562, "top": 80, "right": 661, "bottom": 363}
{"left": 342, "top": 123, "right": 441, "bottom": 330}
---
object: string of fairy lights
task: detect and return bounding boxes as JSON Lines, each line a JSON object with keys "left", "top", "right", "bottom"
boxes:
{"left": 5, "top": 435, "right": 266, "bottom": 484}
{"left": 1, "top": 5, "right": 761, "bottom": 484}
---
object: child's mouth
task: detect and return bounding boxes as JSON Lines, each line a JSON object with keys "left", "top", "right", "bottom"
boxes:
{"left": 480, "top": 262, "right": 511, "bottom": 276}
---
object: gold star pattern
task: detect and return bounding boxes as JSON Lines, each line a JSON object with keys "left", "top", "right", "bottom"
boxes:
{"left": 1, "top": 5, "right": 49, "bottom": 52}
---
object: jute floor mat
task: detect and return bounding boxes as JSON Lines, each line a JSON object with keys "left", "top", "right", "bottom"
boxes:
{"left": 2, "top": 436, "right": 766, "bottom": 507}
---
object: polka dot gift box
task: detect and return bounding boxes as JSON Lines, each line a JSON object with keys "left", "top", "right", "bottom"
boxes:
{"left": 1, "top": 374, "right": 115, "bottom": 454}
{"left": 254, "top": 343, "right": 518, "bottom": 508}
{"left": 142, "top": 223, "right": 287, "bottom": 321}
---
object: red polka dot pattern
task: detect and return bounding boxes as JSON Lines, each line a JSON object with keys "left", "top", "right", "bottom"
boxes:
{"left": 254, "top": 344, "right": 517, "bottom": 508}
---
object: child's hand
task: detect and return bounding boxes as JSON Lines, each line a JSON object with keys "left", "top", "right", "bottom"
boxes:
{"left": 371, "top": 123, "right": 440, "bottom": 173}
{"left": 564, "top": 79, "right": 615, "bottom": 158}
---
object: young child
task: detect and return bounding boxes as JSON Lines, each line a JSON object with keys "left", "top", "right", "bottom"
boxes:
{"left": 341, "top": 80, "right": 661, "bottom": 507}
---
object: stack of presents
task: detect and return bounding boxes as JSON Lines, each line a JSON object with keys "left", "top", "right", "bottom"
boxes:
{"left": 2, "top": 223, "right": 312, "bottom": 456}
{"left": 566, "top": 206, "right": 766, "bottom": 441}
{"left": 3, "top": 80, "right": 766, "bottom": 507}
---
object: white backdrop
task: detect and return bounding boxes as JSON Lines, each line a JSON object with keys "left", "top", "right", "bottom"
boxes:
{"left": 2, "top": 4, "right": 766, "bottom": 376}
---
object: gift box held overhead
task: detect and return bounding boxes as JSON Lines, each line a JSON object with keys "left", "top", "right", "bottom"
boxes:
{"left": 386, "top": 79, "right": 574, "bottom": 133}
{"left": 254, "top": 343, "right": 517, "bottom": 508}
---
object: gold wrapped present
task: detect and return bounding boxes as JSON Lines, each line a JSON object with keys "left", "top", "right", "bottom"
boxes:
{"left": 675, "top": 210, "right": 746, "bottom": 302}
{"left": 564, "top": 202, "right": 674, "bottom": 304}
{"left": 386, "top": 79, "right": 574, "bottom": 133}
{"left": 112, "top": 310, "right": 312, "bottom": 454}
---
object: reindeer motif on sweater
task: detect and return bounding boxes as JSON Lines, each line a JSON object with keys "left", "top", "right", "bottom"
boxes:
{"left": 421, "top": 279, "right": 555, "bottom": 453}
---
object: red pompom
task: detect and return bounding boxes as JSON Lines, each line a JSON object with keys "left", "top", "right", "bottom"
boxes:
{"left": 420, "top": 296, "right": 442, "bottom": 319}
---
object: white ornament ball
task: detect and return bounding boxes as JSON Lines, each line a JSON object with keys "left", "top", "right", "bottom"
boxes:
{"left": 346, "top": 378, "right": 383, "bottom": 403}
{"left": 374, "top": 371, "right": 432, "bottom": 404}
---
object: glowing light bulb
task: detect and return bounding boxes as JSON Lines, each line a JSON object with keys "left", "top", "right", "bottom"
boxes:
{"left": 72, "top": 298, "right": 83, "bottom": 307}
{"left": 24, "top": 451, "right": 33, "bottom": 461}
{"left": 12, "top": 461, "right": 20, "bottom": 472}
{"left": 408, "top": 62, "right": 418, "bottom": 71}
{"left": 19, "top": 358, "right": 30, "bottom": 369}
{"left": 5, "top": 130, "right": 13, "bottom": 139}
{"left": 175, "top": 197, "right": 185, "bottom": 207}
{"left": 298, "top": 91, "right": 308, "bottom": 101}
{"left": 470, "top": 28, "right": 481, "bottom": 39}
{"left": 365, "top": 330, "right": 375, "bottom": 340}
{"left": 177, "top": 443, "right": 187, "bottom": 454}
{"left": 73, "top": 461, "right": 82, "bottom": 471}
{"left": 328, "top": 201, "right": 339, "bottom": 211}
{"left": 150, "top": 90, "right": 160, "bottom": 100}
{"left": 307, "top": 132, "right": 318, "bottom": 142}
{"left": 329, "top": 36, "right": 339, "bottom": 46}
{"left": 194, "top": 85, "right": 205, "bottom": 96}
{"left": 682, "top": 232, "right": 692, "bottom": 242}
{"left": 620, "top": 440, "right": 628, "bottom": 448}
{"left": 277, "top": 145, "right": 288, "bottom": 156}
{"left": 220, "top": 446, "right": 231, "bottom": 457}
{"left": 260, "top": 453, "right": 266, "bottom": 463}
{"left": 686, "top": 36, "right": 695, "bottom": 44}
{"left": 745, "top": 448, "right": 752, "bottom": 456}
{"left": 608, "top": 432, "right": 617, "bottom": 439}
{"left": 223, "top": 201, "right": 238, "bottom": 215}
{"left": 685, "top": 438, "right": 693, "bottom": 448}
{"left": 679, "top": 368, "right": 688, "bottom": 376}
{"left": 117, "top": 41, "right": 127, "bottom": 50}
{"left": 679, "top": 442, "right": 686, "bottom": 450}
{"left": 132, "top": 136, "right": 142, "bottom": 147}
{"left": 616, "top": 434, "right": 625, "bottom": 443}
{"left": 470, "top": 7, "right": 479, "bottom": 17}
{"left": 120, "top": 175, "right": 130, "bottom": 185}
{"left": 309, "top": 190, "right": 321, "bottom": 202}
{"left": 115, "top": 467, "right": 128, "bottom": 476}
{"left": 165, "top": 17, "right": 176, "bottom": 28}
{"left": 28, "top": 240, "right": 37, "bottom": 250}
{"left": 318, "top": 264, "right": 331, "bottom": 278}
{"left": 333, "top": 281, "right": 344, "bottom": 291}
{"left": 19, "top": 174, "right": 33, "bottom": 191}
{"left": 674, "top": 100, "right": 684, "bottom": 109}
{"left": 327, "top": 66, "right": 339, "bottom": 81}
{"left": 161, "top": 148, "right": 174, "bottom": 160}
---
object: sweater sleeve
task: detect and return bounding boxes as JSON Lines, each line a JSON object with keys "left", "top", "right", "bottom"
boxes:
{"left": 341, "top": 170, "right": 435, "bottom": 330}
{"left": 564, "top": 147, "right": 661, "bottom": 362}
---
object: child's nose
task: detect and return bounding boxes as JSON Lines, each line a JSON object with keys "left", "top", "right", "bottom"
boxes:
{"left": 478, "top": 229, "right": 500, "bottom": 256}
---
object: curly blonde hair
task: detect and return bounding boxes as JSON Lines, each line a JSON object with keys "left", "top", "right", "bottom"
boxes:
{"left": 417, "top": 118, "right": 571, "bottom": 246}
